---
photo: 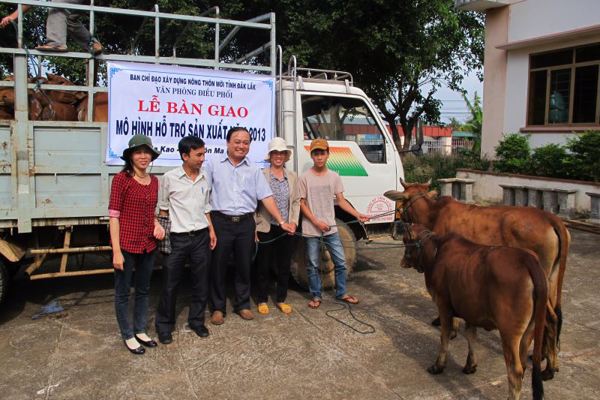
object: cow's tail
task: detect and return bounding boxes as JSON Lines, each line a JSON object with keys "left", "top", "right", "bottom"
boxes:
{"left": 529, "top": 255, "right": 548, "bottom": 400}
{"left": 551, "top": 215, "right": 570, "bottom": 343}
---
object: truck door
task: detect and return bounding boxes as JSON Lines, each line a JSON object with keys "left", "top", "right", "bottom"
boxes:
{"left": 298, "top": 94, "right": 400, "bottom": 223}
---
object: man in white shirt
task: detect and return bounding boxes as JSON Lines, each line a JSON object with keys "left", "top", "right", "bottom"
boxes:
{"left": 155, "top": 136, "right": 216, "bottom": 344}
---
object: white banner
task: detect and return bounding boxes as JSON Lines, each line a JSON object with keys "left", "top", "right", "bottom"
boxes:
{"left": 106, "top": 62, "right": 275, "bottom": 166}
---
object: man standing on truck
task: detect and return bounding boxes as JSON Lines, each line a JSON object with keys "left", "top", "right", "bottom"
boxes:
{"left": 0, "top": 0, "right": 103, "bottom": 55}
{"left": 154, "top": 136, "right": 217, "bottom": 345}
{"left": 204, "top": 127, "right": 294, "bottom": 324}
{"left": 298, "top": 138, "right": 370, "bottom": 309}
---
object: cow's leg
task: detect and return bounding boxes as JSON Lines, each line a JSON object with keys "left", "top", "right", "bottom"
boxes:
{"left": 542, "top": 301, "right": 558, "bottom": 380}
{"left": 463, "top": 324, "right": 478, "bottom": 374}
{"left": 501, "top": 333, "right": 524, "bottom": 400}
{"left": 431, "top": 316, "right": 458, "bottom": 339}
{"left": 519, "top": 319, "right": 535, "bottom": 373}
{"left": 428, "top": 309, "right": 452, "bottom": 374}
{"left": 451, "top": 318, "right": 459, "bottom": 340}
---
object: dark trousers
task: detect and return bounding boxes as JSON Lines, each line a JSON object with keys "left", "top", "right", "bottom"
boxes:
{"left": 155, "top": 229, "right": 210, "bottom": 334}
{"left": 114, "top": 250, "right": 155, "bottom": 340}
{"left": 255, "top": 225, "right": 295, "bottom": 303}
{"left": 210, "top": 213, "right": 255, "bottom": 313}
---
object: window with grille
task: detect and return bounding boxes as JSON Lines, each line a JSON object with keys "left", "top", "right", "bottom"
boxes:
{"left": 528, "top": 43, "right": 600, "bottom": 126}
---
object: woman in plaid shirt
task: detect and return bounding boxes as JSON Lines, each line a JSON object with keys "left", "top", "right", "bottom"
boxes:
{"left": 109, "top": 135, "right": 165, "bottom": 355}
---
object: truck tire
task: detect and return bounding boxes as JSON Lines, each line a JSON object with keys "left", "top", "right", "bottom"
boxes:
{"left": 290, "top": 219, "right": 357, "bottom": 290}
{"left": 0, "top": 260, "right": 8, "bottom": 305}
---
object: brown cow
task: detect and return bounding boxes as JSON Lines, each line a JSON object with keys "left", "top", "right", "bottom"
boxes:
{"left": 385, "top": 179, "right": 570, "bottom": 380}
{"left": 44, "top": 73, "right": 86, "bottom": 105}
{"left": 402, "top": 224, "right": 547, "bottom": 400}
{"left": 77, "top": 92, "right": 108, "bottom": 122}
{"left": 0, "top": 78, "right": 47, "bottom": 120}
{"left": 0, "top": 75, "right": 85, "bottom": 121}
{"left": 0, "top": 109, "right": 12, "bottom": 119}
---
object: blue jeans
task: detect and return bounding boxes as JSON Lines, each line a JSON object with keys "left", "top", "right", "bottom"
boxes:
{"left": 305, "top": 232, "right": 347, "bottom": 300}
{"left": 114, "top": 250, "right": 155, "bottom": 340}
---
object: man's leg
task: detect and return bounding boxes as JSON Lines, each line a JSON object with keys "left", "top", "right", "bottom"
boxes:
{"left": 155, "top": 235, "right": 188, "bottom": 335}
{"left": 44, "top": 0, "right": 70, "bottom": 47}
{"left": 232, "top": 218, "right": 255, "bottom": 312}
{"left": 304, "top": 236, "right": 323, "bottom": 301}
{"left": 209, "top": 217, "right": 233, "bottom": 314}
{"left": 64, "top": 0, "right": 93, "bottom": 50}
{"left": 323, "top": 232, "right": 348, "bottom": 299}
{"left": 188, "top": 230, "right": 210, "bottom": 329}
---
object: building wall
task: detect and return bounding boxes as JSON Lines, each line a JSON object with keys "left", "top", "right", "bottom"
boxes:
{"left": 481, "top": 0, "right": 600, "bottom": 156}
{"left": 508, "top": 0, "right": 600, "bottom": 42}
{"left": 480, "top": 6, "right": 509, "bottom": 158}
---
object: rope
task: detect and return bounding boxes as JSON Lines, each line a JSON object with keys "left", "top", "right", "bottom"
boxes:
{"left": 256, "top": 209, "right": 398, "bottom": 245}
{"left": 324, "top": 299, "right": 376, "bottom": 335}
{"left": 254, "top": 210, "right": 414, "bottom": 251}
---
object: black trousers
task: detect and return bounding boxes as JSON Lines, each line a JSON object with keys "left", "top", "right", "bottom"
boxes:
{"left": 155, "top": 229, "right": 210, "bottom": 334}
{"left": 255, "top": 225, "right": 295, "bottom": 303}
{"left": 210, "top": 213, "right": 255, "bottom": 313}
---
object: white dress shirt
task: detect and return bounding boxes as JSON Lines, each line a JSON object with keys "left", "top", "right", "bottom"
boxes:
{"left": 159, "top": 166, "right": 211, "bottom": 233}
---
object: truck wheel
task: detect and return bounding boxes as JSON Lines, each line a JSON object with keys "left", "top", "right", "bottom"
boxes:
{"left": 0, "top": 260, "right": 8, "bottom": 305}
{"left": 290, "top": 219, "right": 357, "bottom": 290}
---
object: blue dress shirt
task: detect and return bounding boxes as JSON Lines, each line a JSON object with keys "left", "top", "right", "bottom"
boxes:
{"left": 205, "top": 155, "right": 273, "bottom": 216}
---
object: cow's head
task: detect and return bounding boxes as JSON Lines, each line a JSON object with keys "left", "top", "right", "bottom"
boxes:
{"left": 384, "top": 178, "right": 438, "bottom": 222}
{"left": 401, "top": 224, "right": 436, "bottom": 273}
{"left": 0, "top": 76, "right": 15, "bottom": 107}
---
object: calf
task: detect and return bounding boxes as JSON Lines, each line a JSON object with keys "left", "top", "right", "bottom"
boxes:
{"left": 402, "top": 224, "right": 547, "bottom": 400}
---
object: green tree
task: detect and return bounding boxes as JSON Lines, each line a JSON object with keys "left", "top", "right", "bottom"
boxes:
{"left": 227, "top": 0, "right": 483, "bottom": 151}
{"left": 462, "top": 91, "right": 482, "bottom": 153}
{"left": 1, "top": 0, "right": 483, "bottom": 147}
{"left": 446, "top": 117, "right": 464, "bottom": 130}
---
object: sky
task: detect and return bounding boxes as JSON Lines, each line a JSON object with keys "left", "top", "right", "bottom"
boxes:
{"left": 437, "top": 69, "right": 483, "bottom": 124}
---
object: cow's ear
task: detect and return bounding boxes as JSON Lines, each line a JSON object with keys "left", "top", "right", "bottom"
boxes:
{"left": 399, "top": 177, "right": 408, "bottom": 189}
{"left": 426, "top": 178, "right": 432, "bottom": 186}
{"left": 426, "top": 190, "right": 438, "bottom": 199}
{"left": 384, "top": 190, "right": 407, "bottom": 201}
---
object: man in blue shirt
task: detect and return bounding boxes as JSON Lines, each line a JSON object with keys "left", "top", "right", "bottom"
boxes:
{"left": 205, "top": 127, "right": 294, "bottom": 324}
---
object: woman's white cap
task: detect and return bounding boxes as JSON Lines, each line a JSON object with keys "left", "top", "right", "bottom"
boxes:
{"left": 265, "top": 137, "right": 292, "bottom": 162}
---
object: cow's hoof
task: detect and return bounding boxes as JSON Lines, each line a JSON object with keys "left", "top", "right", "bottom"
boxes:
{"left": 462, "top": 365, "right": 477, "bottom": 374}
{"left": 431, "top": 317, "right": 441, "bottom": 327}
{"left": 541, "top": 368, "right": 555, "bottom": 381}
{"left": 427, "top": 365, "right": 444, "bottom": 375}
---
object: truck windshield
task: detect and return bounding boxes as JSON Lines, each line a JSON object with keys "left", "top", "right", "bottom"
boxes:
{"left": 301, "top": 95, "right": 386, "bottom": 163}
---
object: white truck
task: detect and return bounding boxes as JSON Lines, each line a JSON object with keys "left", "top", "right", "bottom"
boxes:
{"left": 0, "top": 1, "right": 404, "bottom": 302}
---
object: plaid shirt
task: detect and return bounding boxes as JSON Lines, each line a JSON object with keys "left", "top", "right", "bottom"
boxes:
{"left": 109, "top": 172, "right": 158, "bottom": 254}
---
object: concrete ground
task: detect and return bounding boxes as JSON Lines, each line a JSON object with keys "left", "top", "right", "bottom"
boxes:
{"left": 0, "top": 229, "right": 598, "bottom": 400}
